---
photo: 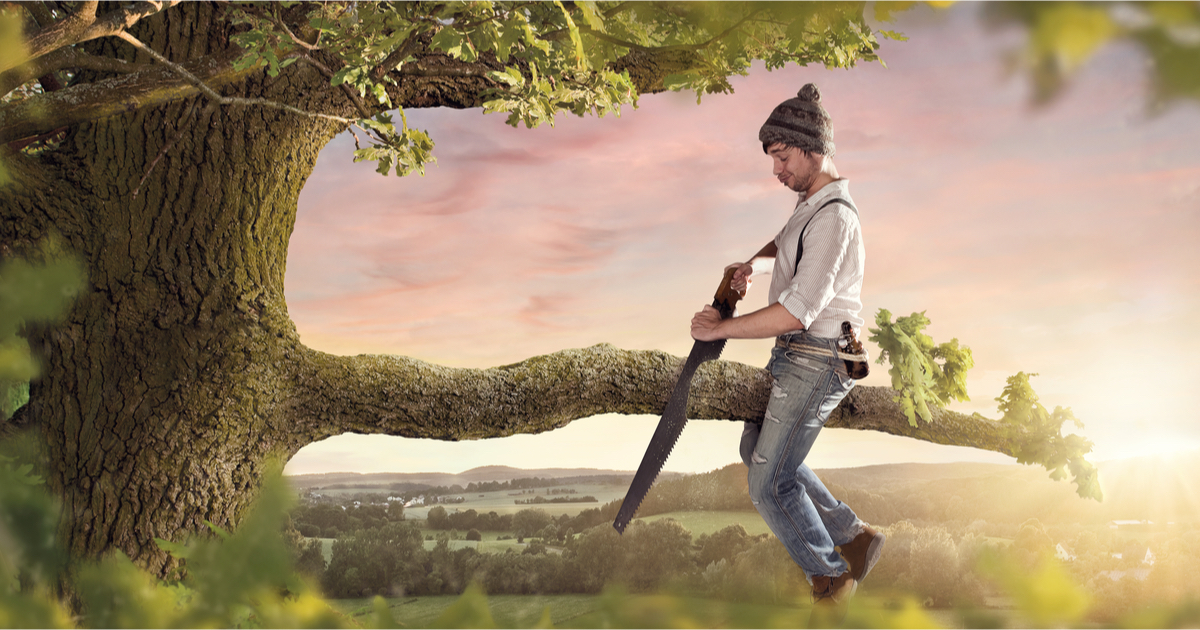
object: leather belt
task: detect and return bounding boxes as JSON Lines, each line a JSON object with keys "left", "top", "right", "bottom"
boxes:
{"left": 775, "top": 337, "right": 868, "bottom": 363}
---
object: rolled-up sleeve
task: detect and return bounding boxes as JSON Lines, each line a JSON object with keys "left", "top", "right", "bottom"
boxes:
{"left": 776, "top": 207, "right": 857, "bottom": 328}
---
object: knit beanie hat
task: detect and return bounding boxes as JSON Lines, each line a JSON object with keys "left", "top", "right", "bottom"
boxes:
{"left": 758, "top": 83, "right": 835, "bottom": 157}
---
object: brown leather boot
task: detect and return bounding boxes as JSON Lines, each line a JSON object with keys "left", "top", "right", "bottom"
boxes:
{"left": 809, "top": 572, "right": 856, "bottom": 627}
{"left": 811, "top": 571, "right": 857, "bottom": 605}
{"left": 839, "top": 524, "right": 886, "bottom": 583}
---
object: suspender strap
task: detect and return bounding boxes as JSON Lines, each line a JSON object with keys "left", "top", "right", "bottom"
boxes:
{"left": 793, "top": 197, "right": 858, "bottom": 276}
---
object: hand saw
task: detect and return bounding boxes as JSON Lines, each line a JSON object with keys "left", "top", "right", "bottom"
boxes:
{"left": 613, "top": 267, "right": 745, "bottom": 533}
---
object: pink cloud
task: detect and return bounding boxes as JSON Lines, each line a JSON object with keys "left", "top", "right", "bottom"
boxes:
{"left": 283, "top": 3, "right": 1200, "bottom": 474}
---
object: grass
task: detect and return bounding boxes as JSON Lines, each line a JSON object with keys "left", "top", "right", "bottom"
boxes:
{"left": 313, "top": 530, "right": 561, "bottom": 562}
{"left": 640, "top": 511, "right": 770, "bottom": 537}
{"left": 331, "top": 593, "right": 600, "bottom": 627}
{"left": 416, "top": 538, "right": 562, "bottom": 554}
{"left": 317, "top": 537, "right": 334, "bottom": 563}
{"left": 328, "top": 591, "right": 974, "bottom": 629}
{"left": 403, "top": 483, "right": 628, "bottom": 520}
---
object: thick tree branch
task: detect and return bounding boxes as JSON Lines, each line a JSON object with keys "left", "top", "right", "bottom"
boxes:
{"left": 296, "top": 55, "right": 371, "bottom": 119}
{"left": 22, "top": 1, "right": 56, "bottom": 29}
{"left": 398, "top": 62, "right": 491, "bottom": 78}
{"left": 371, "top": 30, "right": 427, "bottom": 81}
{"left": 0, "top": 46, "right": 145, "bottom": 97}
{"left": 7, "top": 1, "right": 183, "bottom": 75}
{"left": 11, "top": 0, "right": 98, "bottom": 75}
{"left": 254, "top": 7, "right": 320, "bottom": 51}
{"left": 289, "top": 343, "right": 1022, "bottom": 463}
{"left": 0, "top": 51, "right": 253, "bottom": 143}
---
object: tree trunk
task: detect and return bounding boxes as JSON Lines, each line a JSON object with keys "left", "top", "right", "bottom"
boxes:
{"left": 2, "top": 3, "right": 352, "bottom": 575}
{"left": 10, "top": 104, "right": 332, "bottom": 576}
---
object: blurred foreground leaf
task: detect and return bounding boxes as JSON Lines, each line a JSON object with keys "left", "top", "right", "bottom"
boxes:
{"left": 979, "top": 548, "right": 1091, "bottom": 628}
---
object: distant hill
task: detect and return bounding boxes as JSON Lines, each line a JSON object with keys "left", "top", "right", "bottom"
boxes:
{"left": 287, "top": 450, "right": 1200, "bottom": 526}
{"left": 286, "top": 466, "right": 653, "bottom": 491}
{"left": 814, "top": 453, "right": 1200, "bottom": 526}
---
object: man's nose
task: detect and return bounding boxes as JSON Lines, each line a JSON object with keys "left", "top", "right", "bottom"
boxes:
{"left": 772, "top": 160, "right": 782, "bottom": 175}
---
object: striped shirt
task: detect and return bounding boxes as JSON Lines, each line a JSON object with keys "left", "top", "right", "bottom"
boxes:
{"left": 767, "top": 178, "right": 866, "bottom": 338}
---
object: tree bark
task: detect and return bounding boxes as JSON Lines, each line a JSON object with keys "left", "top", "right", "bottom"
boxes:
{"left": 0, "top": 2, "right": 1022, "bottom": 577}
{"left": 290, "top": 343, "right": 1021, "bottom": 455}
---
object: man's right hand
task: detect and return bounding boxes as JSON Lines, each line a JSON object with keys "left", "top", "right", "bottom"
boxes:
{"left": 725, "top": 262, "right": 754, "bottom": 293}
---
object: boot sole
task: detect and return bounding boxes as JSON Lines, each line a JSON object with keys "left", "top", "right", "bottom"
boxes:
{"left": 857, "top": 531, "right": 886, "bottom": 583}
{"left": 809, "top": 581, "right": 857, "bottom": 628}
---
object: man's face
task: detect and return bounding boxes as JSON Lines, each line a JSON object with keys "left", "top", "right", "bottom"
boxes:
{"left": 768, "top": 143, "right": 820, "bottom": 193}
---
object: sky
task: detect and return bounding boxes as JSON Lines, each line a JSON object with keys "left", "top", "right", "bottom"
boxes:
{"left": 281, "top": 4, "right": 1200, "bottom": 479}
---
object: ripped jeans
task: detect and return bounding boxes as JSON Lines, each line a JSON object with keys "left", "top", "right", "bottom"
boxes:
{"left": 740, "top": 331, "right": 861, "bottom": 580}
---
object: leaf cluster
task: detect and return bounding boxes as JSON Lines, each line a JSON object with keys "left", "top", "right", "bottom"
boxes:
{"left": 977, "top": 548, "right": 1092, "bottom": 628}
{"left": 221, "top": 1, "right": 899, "bottom": 174}
{"left": 0, "top": 237, "right": 85, "bottom": 426}
{"left": 0, "top": 462, "right": 358, "bottom": 628}
{"left": 868, "top": 309, "right": 1099, "bottom": 500}
{"left": 995, "top": 371, "right": 1101, "bottom": 501}
{"left": 0, "top": 450, "right": 71, "bottom": 628}
{"left": 868, "top": 308, "right": 974, "bottom": 426}
{"left": 227, "top": 2, "right": 442, "bottom": 176}
{"left": 0, "top": 238, "right": 86, "bottom": 383}
{"left": 984, "top": 1, "right": 1200, "bottom": 107}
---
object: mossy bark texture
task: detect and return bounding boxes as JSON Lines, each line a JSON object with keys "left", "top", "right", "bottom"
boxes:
{"left": 1, "top": 3, "right": 1020, "bottom": 576}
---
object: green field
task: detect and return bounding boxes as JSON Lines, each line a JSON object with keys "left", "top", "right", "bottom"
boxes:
{"left": 315, "top": 512, "right": 767, "bottom": 564}
{"left": 315, "top": 533, "right": 558, "bottom": 559}
{"left": 402, "top": 483, "right": 628, "bottom": 520}
{"left": 417, "top": 538, "right": 562, "bottom": 554}
{"left": 332, "top": 593, "right": 598, "bottom": 627}
{"left": 329, "top": 592, "right": 970, "bottom": 628}
{"left": 330, "top": 593, "right": 819, "bottom": 628}
{"left": 641, "top": 511, "right": 769, "bottom": 537}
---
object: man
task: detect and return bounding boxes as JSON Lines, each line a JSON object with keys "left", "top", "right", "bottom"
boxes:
{"left": 690, "top": 83, "right": 885, "bottom": 608}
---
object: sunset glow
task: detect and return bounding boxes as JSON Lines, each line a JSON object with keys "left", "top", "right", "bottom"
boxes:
{"left": 283, "top": 4, "right": 1200, "bottom": 476}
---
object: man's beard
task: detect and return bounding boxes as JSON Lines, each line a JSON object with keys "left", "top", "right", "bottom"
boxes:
{"left": 788, "top": 170, "right": 815, "bottom": 193}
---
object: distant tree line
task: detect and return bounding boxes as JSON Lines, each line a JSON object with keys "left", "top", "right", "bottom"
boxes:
{"left": 514, "top": 495, "right": 597, "bottom": 505}
{"left": 390, "top": 474, "right": 631, "bottom": 502}
{"left": 290, "top": 502, "right": 404, "bottom": 539}
{"left": 285, "top": 459, "right": 1200, "bottom": 623}
{"left": 303, "top": 517, "right": 811, "bottom": 600}
{"left": 424, "top": 504, "right": 618, "bottom": 539}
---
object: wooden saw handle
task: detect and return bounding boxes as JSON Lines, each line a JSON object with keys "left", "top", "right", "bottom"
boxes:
{"left": 713, "top": 266, "right": 746, "bottom": 318}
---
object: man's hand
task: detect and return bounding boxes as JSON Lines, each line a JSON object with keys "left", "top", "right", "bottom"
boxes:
{"left": 691, "top": 305, "right": 726, "bottom": 341}
{"left": 725, "top": 262, "right": 754, "bottom": 293}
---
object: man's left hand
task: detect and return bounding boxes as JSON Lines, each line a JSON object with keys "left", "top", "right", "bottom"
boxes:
{"left": 691, "top": 305, "right": 726, "bottom": 341}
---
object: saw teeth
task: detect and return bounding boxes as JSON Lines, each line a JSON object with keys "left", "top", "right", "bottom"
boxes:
{"left": 615, "top": 337, "right": 727, "bottom": 533}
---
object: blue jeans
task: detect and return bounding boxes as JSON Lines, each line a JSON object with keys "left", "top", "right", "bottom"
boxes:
{"left": 740, "top": 332, "right": 861, "bottom": 580}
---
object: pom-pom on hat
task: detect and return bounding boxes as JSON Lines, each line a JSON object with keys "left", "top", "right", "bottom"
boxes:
{"left": 759, "top": 83, "right": 835, "bottom": 157}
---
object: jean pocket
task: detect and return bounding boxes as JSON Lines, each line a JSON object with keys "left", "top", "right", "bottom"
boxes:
{"left": 782, "top": 349, "right": 825, "bottom": 374}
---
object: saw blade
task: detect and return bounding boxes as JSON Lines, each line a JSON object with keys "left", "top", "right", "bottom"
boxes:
{"left": 612, "top": 267, "right": 743, "bottom": 534}
{"left": 612, "top": 337, "right": 726, "bottom": 533}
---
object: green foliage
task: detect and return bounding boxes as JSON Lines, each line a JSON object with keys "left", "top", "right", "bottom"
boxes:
{"left": 430, "top": 581, "right": 496, "bottom": 628}
{"left": 0, "top": 237, "right": 85, "bottom": 427}
{"left": 322, "top": 520, "right": 426, "bottom": 598}
{"left": 0, "top": 461, "right": 355, "bottom": 628}
{"left": 352, "top": 110, "right": 436, "bottom": 177}
{"left": 0, "top": 237, "right": 87, "bottom": 382}
{"left": 869, "top": 311, "right": 1099, "bottom": 501}
{"left": 984, "top": 1, "right": 1200, "bottom": 107}
{"left": 0, "top": 381, "right": 27, "bottom": 423}
{"left": 223, "top": 1, "right": 896, "bottom": 175}
{"left": 0, "top": 455, "right": 77, "bottom": 627}
{"left": 8, "top": 458, "right": 1200, "bottom": 629}
{"left": 996, "top": 372, "right": 1102, "bottom": 501}
{"left": 979, "top": 548, "right": 1092, "bottom": 628}
{"left": 868, "top": 309, "right": 974, "bottom": 426}
{"left": 0, "top": 8, "right": 24, "bottom": 184}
